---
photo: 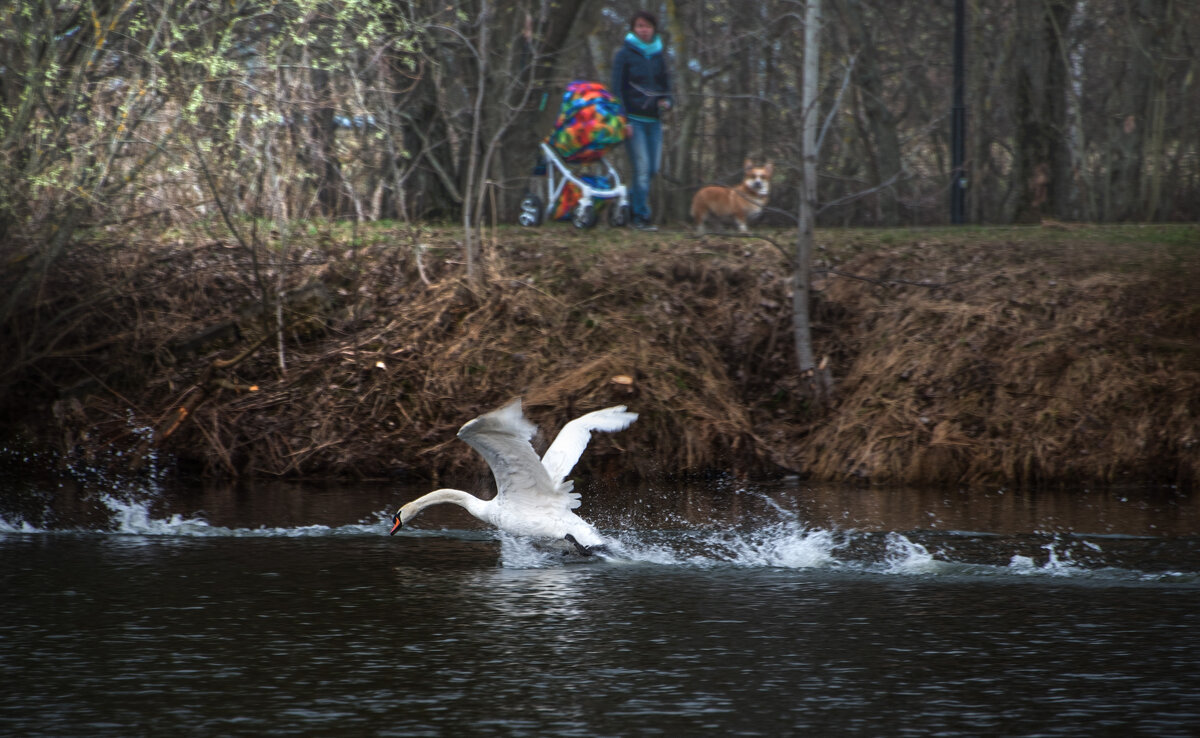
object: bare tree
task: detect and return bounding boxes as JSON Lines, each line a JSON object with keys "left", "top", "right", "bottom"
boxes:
{"left": 834, "top": 0, "right": 902, "bottom": 225}
{"left": 794, "top": 0, "right": 834, "bottom": 407}
{"left": 0, "top": 1, "right": 224, "bottom": 395}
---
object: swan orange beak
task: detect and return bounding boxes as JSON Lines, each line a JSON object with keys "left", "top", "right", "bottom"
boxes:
{"left": 389, "top": 513, "right": 403, "bottom": 535}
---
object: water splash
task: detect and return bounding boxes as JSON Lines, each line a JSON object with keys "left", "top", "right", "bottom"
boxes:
{"left": 881, "top": 532, "right": 944, "bottom": 575}
{"left": 3, "top": 475, "right": 1196, "bottom": 583}
{"left": 98, "top": 494, "right": 391, "bottom": 537}
{"left": 497, "top": 533, "right": 587, "bottom": 568}
{"left": 0, "top": 514, "right": 43, "bottom": 533}
{"left": 99, "top": 493, "right": 218, "bottom": 536}
{"left": 1007, "top": 536, "right": 1088, "bottom": 577}
{"left": 0, "top": 490, "right": 385, "bottom": 539}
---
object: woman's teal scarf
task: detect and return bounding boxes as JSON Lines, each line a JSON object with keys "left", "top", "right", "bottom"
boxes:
{"left": 624, "top": 31, "right": 662, "bottom": 56}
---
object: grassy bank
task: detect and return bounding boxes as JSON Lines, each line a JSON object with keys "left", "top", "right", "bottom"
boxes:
{"left": 3, "top": 222, "right": 1198, "bottom": 488}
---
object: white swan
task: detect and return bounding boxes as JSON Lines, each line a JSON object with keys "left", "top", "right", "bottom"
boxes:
{"left": 390, "top": 399, "right": 638, "bottom": 554}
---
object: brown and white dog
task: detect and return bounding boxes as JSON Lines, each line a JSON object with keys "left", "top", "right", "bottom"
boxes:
{"left": 691, "top": 159, "right": 773, "bottom": 234}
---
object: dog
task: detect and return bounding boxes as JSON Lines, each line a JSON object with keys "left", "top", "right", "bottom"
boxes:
{"left": 691, "top": 159, "right": 773, "bottom": 234}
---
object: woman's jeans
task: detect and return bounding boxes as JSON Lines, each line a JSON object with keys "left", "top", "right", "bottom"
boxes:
{"left": 625, "top": 118, "right": 662, "bottom": 224}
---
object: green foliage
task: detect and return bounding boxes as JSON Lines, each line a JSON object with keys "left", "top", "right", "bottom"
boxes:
{"left": 1, "top": 0, "right": 413, "bottom": 242}
{"left": 0, "top": 0, "right": 418, "bottom": 402}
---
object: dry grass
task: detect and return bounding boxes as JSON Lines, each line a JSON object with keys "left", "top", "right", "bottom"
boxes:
{"left": 7, "top": 222, "right": 1199, "bottom": 488}
{"left": 783, "top": 227, "right": 1200, "bottom": 487}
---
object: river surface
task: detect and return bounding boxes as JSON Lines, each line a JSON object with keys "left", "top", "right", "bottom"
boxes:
{"left": 2, "top": 474, "right": 1199, "bottom": 736}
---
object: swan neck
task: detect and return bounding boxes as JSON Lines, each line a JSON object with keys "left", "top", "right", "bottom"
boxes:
{"left": 402, "top": 488, "right": 488, "bottom": 522}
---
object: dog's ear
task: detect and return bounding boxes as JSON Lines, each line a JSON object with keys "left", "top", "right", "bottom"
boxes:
{"left": 743, "top": 158, "right": 753, "bottom": 172}
{"left": 764, "top": 160, "right": 774, "bottom": 177}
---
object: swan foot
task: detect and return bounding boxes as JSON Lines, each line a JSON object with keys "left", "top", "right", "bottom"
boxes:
{"left": 564, "top": 534, "right": 610, "bottom": 558}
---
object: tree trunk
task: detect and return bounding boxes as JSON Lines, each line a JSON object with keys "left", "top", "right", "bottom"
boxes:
{"left": 495, "top": 0, "right": 587, "bottom": 220}
{"left": 1012, "top": 0, "right": 1073, "bottom": 223}
{"left": 1140, "top": 0, "right": 1181, "bottom": 221}
{"left": 309, "top": 66, "right": 344, "bottom": 217}
{"left": 461, "top": 0, "right": 490, "bottom": 282}
{"left": 1103, "top": 1, "right": 1159, "bottom": 221}
{"left": 794, "top": 0, "right": 832, "bottom": 408}
{"left": 665, "top": 0, "right": 699, "bottom": 221}
{"left": 837, "top": 0, "right": 901, "bottom": 225}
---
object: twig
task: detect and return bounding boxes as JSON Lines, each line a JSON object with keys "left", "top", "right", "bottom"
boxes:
{"left": 413, "top": 239, "right": 433, "bottom": 287}
{"left": 689, "top": 231, "right": 792, "bottom": 261}
{"left": 992, "top": 385, "right": 1068, "bottom": 401}
{"left": 817, "top": 169, "right": 906, "bottom": 215}
{"left": 129, "top": 329, "right": 276, "bottom": 472}
{"left": 511, "top": 278, "right": 567, "bottom": 306}
{"left": 816, "top": 53, "right": 858, "bottom": 156}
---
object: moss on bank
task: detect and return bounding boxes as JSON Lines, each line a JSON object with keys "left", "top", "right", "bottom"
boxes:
{"left": 2, "top": 223, "right": 1198, "bottom": 488}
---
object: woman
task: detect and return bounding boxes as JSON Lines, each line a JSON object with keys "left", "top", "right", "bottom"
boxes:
{"left": 611, "top": 10, "right": 672, "bottom": 231}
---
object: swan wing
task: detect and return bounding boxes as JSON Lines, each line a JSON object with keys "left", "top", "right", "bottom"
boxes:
{"left": 456, "top": 399, "right": 564, "bottom": 508}
{"left": 540, "top": 405, "right": 639, "bottom": 488}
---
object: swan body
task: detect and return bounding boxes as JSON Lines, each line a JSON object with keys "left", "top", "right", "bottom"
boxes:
{"left": 391, "top": 399, "right": 637, "bottom": 551}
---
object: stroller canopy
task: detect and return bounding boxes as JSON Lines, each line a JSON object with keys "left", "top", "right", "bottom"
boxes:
{"left": 545, "top": 81, "right": 627, "bottom": 163}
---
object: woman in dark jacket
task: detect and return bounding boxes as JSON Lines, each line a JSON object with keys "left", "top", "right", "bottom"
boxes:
{"left": 611, "top": 10, "right": 672, "bottom": 230}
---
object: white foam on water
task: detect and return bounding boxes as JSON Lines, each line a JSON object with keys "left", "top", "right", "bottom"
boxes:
{"left": 0, "top": 492, "right": 385, "bottom": 538}
{"left": 3, "top": 477, "right": 1193, "bottom": 583}
{"left": 495, "top": 533, "right": 596, "bottom": 568}
{"left": 711, "top": 524, "right": 842, "bottom": 569}
{"left": 100, "top": 493, "right": 223, "bottom": 536}
{"left": 619, "top": 490, "right": 847, "bottom": 570}
{"left": 0, "top": 514, "right": 43, "bottom": 533}
{"left": 880, "top": 532, "right": 946, "bottom": 575}
{"left": 1007, "top": 538, "right": 1089, "bottom": 577}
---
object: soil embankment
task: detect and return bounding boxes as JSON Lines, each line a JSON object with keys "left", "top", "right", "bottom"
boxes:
{"left": 3, "top": 224, "right": 1198, "bottom": 488}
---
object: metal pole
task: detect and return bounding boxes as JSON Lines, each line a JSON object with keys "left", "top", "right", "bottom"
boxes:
{"left": 950, "top": 0, "right": 966, "bottom": 224}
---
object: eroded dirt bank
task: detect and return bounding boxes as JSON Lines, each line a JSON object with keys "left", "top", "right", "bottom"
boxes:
{"left": 3, "top": 224, "right": 1198, "bottom": 488}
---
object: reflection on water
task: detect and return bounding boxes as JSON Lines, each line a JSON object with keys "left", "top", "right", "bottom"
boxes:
{"left": 2, "top": 474, "right": 1199, "bottom": 736}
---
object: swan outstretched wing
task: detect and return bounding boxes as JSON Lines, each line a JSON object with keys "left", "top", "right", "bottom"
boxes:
{"left": 456, "top": 399, "right": 561, "bottom": 507}
{"left": 541, "top": 405, "right": 639, "bottom": 488}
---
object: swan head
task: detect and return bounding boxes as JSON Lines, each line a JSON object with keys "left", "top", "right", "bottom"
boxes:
{"left": 390, "top": 501, "right": 423, "bottom": 535}
{"left": 389, "top": 497, "right": 428, "bottom": 535}
{"left": 387, "top": 489, "right": 478, "bottom": 536}
{"left": 388, "top": 492, "right": 444, "bottom": 534}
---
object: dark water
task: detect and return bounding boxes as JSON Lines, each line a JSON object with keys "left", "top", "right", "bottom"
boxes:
{"left": 2, "top": 477, "right": 1199, "bottom": 736}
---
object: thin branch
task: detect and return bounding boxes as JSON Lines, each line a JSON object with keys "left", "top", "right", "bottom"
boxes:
{"left": 817, "top": 169, "right": 906, "bottom": 215}
{"left": 816, "top": 53, "right": 858, "bottom": 156}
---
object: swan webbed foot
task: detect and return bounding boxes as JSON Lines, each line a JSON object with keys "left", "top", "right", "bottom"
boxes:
{"left": 564, "top": 534, "right": 610, "bottom": 558}
{"left": 563, "top": 533, "right": 591, "bottom": 556}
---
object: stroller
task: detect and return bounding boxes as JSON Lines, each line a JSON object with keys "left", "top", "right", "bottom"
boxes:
{"left": 518, "top": 81, "right": 631, "bottom": 229}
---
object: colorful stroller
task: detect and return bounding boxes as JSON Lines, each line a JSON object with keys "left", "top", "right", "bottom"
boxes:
{"left": 519, "top": 81, "right": 631, "bottom": 229}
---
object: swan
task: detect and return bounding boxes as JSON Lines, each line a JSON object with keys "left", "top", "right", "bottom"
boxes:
{"left": 389, "top": 399, "right": 638, "bottom": 555}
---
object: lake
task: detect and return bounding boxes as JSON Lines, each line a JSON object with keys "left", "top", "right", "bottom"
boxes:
{"left": 2, "top": 473, "right": 1198, "bottom": 736}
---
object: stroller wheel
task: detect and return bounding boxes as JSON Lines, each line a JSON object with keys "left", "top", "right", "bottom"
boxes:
{"left": 518, "top": 192, "right": 543, "bottom": 227}
{"left": 572, "top": 203, "right": 597, "bottom": 229}
{"left": 609, "top": 204, "right": 630, "bottom": 228}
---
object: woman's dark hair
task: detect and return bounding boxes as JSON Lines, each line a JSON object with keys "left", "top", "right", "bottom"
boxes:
{"left": 629, "top": 10, "right": 658, "bottom": 32}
